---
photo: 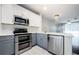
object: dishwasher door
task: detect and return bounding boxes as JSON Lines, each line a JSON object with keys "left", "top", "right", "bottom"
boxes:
{"left": 48, "top": 35, "right": 64, "bottom": 55}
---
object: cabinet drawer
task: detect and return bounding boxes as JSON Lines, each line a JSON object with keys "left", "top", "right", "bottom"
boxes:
{"left": 0, "top": 35, "right": 14, "bottom": 42}
{"left": 31, "top": 33, "right": 37, "bottom": 46}
{"left": 42, "top": 34, "right": 48, "bottom": 49}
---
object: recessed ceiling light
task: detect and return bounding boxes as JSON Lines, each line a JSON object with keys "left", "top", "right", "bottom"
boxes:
{"left": 54, "top": 14, "right": 60, "bottom": 17}
{"left": 43, "top": 6, "right": 47, "bottom": 11}
{"left": 54, "top": 14, "right": 60, "bottom": 20}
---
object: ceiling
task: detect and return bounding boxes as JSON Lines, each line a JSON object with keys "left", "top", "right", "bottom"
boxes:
{"left": 20, "top": 4, "right": 79, "bottom": 23}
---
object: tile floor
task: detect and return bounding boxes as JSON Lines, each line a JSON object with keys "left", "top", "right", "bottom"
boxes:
{"left": 21, "top": 46, "right": 51, "bottom": 55}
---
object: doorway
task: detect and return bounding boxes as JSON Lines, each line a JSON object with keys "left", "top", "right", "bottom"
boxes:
{"left": 64, "top": 21, "right": 79, "bottom": 55}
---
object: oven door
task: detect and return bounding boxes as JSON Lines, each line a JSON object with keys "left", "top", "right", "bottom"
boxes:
{"left": 15, "top": 34, "right": 32, "bottom": 54}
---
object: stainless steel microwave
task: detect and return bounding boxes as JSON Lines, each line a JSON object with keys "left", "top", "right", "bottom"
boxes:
{"left": 14, "top": 16, "right": 29, "bottom": 26}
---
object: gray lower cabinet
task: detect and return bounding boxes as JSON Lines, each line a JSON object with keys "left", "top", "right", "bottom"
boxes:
{"left": 0, "top": 35, "right": 14, "bottom": 55}
{"left": 31, "top": 33, "right": 37, "bottom": 46}
{"left": 37, "top": 33, "right": 48, "bottom": 50}
{"left": 48, "top": 35, "right": 63, "bottom": 55}
{"left": 37, "top": 33, "right": 43, "bottom": 47}
{"left": 42, "top": 34, "right": 48, "bottom": 49}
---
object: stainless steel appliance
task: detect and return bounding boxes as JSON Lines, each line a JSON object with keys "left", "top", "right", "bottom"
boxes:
{"left": 14, "top": 28, "right": 31, "bottom": 55}
{"left": 14, "top": 16, "right": 29, "bottom": 26}
{"left": 48, "top": 35, "right": 64, "bottom": 55}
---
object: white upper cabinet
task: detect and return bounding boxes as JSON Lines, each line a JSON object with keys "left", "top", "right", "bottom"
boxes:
{"left": 13, "top": 5, "right": 25, "bottom": 18}
{"left": 29, "top": 12, "right": 42, "bottom": 27}
{"left": 13, "top": 5, "right": 42, "bottom": 29}
{"left": 23, "top": 7, "right": 42, "bottom": 27}
{"left": 25, "top": 10, "right": 42, "bottom": 31}
{"left": 2, "top": 4, "right": 14, "bottom": 24}
{"left": 23, "top": 8, "right": 30, "bottom": 19}
{"left": 1, "top": 4, "right": 42, "bottom": 31}
{"left": 29, "top": 13, "right": 42, "bottom": 31}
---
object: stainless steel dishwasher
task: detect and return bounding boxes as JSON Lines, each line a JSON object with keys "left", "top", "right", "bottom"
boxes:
{"left": 48, "top": 35, "right": 64, "bottom": 55}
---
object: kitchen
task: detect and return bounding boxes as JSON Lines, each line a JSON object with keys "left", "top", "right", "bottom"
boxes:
{"left": 0, "top": 4, "right": 79, "bottom": 55}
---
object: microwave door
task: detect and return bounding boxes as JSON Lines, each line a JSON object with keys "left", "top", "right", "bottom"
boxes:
{"left": 14, "top": 16, "right": 26, "bottom": 25}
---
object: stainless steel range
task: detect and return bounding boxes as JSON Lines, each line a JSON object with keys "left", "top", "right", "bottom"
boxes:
{"left": 14, "top": 28, "right": 32, "bottom": 55}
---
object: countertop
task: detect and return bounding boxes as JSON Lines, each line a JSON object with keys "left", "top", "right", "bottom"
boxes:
{"left": 46, "top": 32, "right": 72, "bottom": 37}
{"left": 0, "top": 32, "right": 72, "bottom": 37}
{"left": 28, "top": 32, "right": 73, "bottom": 37}
{"left": 0, "top": 33, "right": 14, "bottom": 36}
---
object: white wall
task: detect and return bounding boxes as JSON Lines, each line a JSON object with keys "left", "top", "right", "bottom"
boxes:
{"left": 27, "top": 27, "right": 39, "bottom": 33}
{"left": 42, "top": 17, "right": 48, "bottom": 32}
{"left": 42, "top": 16, "right": 57, "bottom": 32}
{"left": 0, "top": 5, "right": 1, "bottom": 20}
{"left": 0, "top": 25, "right": 14, "bottom": 35}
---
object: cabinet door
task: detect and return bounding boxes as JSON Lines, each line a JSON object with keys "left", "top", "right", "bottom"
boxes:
{"left": 42, "top": 34, "right": 48, "bottom": 49}
{"left": 23, "top": 8, "right": 30, "bottom": 19}
{"left": 29, "top": 11, "right": 42, "bottom": 28}
{"left": 31, "top": 33, "right": 37, "bottom": 46}
{"left": 37, "top": 33, "right": 43, "bottom": 47}
{"left": 29, "top": 14, "right": 41, "bottom": 27}
{"left": 0, "top": 35, "right": 14, "bottom": 55}
{"left": 2, "top": 5, "right": 14, "bottom": 24}
{"left": 14, "top": 5, "right": 25, "bottom": 18}
{"left": 14, "top": 5, "right": 22, "bottom": 17}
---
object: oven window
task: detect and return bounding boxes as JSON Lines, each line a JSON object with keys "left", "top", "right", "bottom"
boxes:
{"left": 18, "top": 35, "right": 30, "bottom": 42}
{"left": 19, "top": 42, "right": 30, "bottom": 51}
{"left": 18, "top": 34, "right": 31, "bottom": 51}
